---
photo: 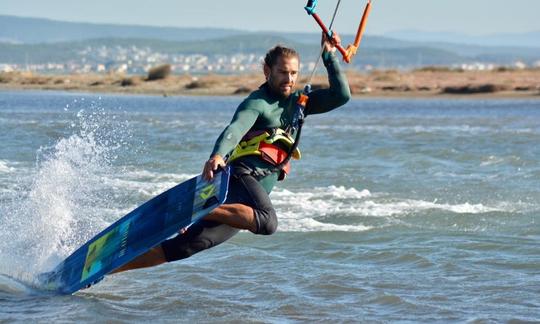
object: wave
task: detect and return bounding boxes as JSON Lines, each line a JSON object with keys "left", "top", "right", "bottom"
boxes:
{"left": 270, "top": 186, "right": 515, "bottom": 233}
{"left": 311, "top": 124, "right": 540, "bottom": 135}
{"left": 0, "top": 274, "right": 33, "bottom": 296}
{"left": 0, "top": 160, "right": 15, "bottom": 173}
{"left": 480, "top": 155, "right": 522, "bottom": 167}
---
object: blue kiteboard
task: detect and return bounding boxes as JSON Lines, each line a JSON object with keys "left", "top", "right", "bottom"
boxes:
{"left": 38, "top": 167, "right": 230, "bottom": 294}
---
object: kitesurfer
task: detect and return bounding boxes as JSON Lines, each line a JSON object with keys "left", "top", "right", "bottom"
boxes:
{"left": 113, "top": 32, "right": 351, "bottom": 273}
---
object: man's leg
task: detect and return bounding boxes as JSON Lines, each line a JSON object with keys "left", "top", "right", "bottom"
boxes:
{"left": 203, "top": 203, "right": 257, "bottom": 233}
{"left": 111, "top": 245, "right": 167, "bottom": 273}
{"left": 112, "top": 204, "right": 254, "bottom": 274}
{"left": 112, "top": 168, "right": 276, "bottom": 274}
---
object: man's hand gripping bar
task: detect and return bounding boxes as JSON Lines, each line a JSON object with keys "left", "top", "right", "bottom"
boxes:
{"left": 304, "top": 0, "right": 372, "bottom": 63}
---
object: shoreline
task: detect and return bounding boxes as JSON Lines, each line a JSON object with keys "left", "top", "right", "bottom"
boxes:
{"left": 1, "top": 69, "right": 539, "bottom": 99}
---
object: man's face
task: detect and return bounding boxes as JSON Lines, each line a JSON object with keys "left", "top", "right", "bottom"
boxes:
{"left": 264, "top": 55, "right": 299, "bottom": 99}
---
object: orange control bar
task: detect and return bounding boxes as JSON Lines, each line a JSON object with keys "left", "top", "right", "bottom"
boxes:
{"left": 304, "top": 0, "right": 373, "bottom": 64}
{"left": 344, "top": 0, "right": 372, "bottom": 62}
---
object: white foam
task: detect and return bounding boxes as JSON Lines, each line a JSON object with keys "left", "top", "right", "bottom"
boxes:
{"left": 364, "top": 199, "right": 504, "bottom": 216}
{"left": 0, "top": 160, "right": 14, "bottom": 173}
{"left": 121, "top": 169, "right": 196, "bottom": 183}
{"left": 281, "top": 217, "right": 372, "bottom": 232}
{"left": 480, "top": 155, "right": 521, "bottom": 167}
{"left": 272, "top": 186, "right": 371, "bottom": 201}
{"left": 100, "top": 171, "right": 195, "bottom": 198}
{"left": 270, "top": 186, "right": 510, "bottom": 232}
{"left": 312, "top": 124, "right": 492, "bottom": 135}
{"left": 271, "top": 186, "right": 373, "bottom": 232}
{"left": 312, "top": 124, "right": 540, "bottom": 136}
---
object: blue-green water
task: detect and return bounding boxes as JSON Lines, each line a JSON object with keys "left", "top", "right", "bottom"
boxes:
{"left": 0, "top": 91, "right": 539, "bottom": 322}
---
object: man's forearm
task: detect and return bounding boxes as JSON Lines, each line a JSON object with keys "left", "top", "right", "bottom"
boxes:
{"left": 305, "top": 51, "right": 351, "bottom": 115}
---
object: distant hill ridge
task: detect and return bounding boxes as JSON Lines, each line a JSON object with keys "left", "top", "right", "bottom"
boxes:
{"left": 2, "top": 14, "right": 540, "bottom": 48}
{"left": 385, "top": 30, "right": 540, "bottom": 49}
{"left": 1, "top": 15, "right": 539, "bottom": 70}
{"left": 0, "top": 15, "right": 244, "bottom": 44}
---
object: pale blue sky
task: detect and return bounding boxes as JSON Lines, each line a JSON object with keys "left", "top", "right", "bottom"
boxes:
{"left": 2, "top": 0, "right": 539, "bottom": 35}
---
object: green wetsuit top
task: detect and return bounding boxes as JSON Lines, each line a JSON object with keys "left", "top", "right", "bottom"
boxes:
{"left": 211, "top": 51, "right": 351, "bottom": 193}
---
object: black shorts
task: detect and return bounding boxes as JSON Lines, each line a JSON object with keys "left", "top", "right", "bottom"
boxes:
{"left": 161, "top": 163, "right": 278, "bottom": 262}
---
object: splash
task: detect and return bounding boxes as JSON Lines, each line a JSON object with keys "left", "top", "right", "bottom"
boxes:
{"left": 0, "top": 98, "right": 132, "bottom": 283}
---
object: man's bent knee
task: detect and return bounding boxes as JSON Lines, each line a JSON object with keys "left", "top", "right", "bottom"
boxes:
{"left": 254, "top": 207, "right": 277, "bottom": 235}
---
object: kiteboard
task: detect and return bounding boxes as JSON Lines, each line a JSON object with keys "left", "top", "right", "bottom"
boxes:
{"left": 38, "top": 167, "right": 230, "bottom": 294}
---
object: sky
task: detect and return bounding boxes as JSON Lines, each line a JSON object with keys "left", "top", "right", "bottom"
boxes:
{"left": 2, "top": 0, "right": 540, "bottom": 35}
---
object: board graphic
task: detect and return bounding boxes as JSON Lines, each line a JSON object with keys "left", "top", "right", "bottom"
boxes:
{"left": 38, "top": 168, "right": 229, "bottom": 294}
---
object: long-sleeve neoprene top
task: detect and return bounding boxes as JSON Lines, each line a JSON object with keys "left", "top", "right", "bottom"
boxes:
{"left": 210, "top": 50, "right": 351, "bottom": 192}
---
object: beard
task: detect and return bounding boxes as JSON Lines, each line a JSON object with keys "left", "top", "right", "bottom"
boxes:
{"left": 267, "top": 75, "right": 294, "bottom": 99}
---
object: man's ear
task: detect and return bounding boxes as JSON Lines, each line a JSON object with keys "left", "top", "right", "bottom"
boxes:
{"left": 263, "top": 64, "right": 270, "bottom": 80}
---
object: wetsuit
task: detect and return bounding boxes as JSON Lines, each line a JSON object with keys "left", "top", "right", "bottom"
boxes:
{"left": 161, "top": 51, "right": 351, "bottom": 262}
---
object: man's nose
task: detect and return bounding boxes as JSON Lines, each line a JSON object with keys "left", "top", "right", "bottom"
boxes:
{"left": 287, "top": 73, "right": 294, "bottom": 83}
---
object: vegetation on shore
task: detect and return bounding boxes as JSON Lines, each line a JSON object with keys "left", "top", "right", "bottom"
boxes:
{"left": 1, "top": 66, "right": 539, "bottom": 98}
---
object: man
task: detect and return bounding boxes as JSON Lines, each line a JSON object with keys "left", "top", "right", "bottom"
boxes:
{"left": 113, "top": 33, "right": 350, "bottom": 273}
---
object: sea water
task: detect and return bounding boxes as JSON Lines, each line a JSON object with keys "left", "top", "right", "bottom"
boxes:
{"left": 0, "top": 90, "right": 538, "bottom": 322}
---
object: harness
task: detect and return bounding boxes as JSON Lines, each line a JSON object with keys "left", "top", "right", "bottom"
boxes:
{"left": 228, "top": 92, "right": 308, "bottom": 181}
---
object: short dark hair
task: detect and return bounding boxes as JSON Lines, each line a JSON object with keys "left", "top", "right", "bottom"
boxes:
{"left": 264, "top": 45, "right": 300, "bottom": 68}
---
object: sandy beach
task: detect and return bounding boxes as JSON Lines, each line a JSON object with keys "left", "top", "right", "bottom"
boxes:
{"left": 1, "top": 68, "right": 539, "bottom": 98}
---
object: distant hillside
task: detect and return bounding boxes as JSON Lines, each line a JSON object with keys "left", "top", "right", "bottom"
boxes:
{"left": 0, "top": 15, "right": 243, "bottom": 44}
{"left": 0, "top": 35, "right": 306, "bottom": 62}
{"left": 1, "top": 15, "right": 539, "bottom": 71}
{"left": 384, "top": 30, "right": 540, "bottom": 48}
{"left": 2, "top": 36, "right": 524, "bottom": 69}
